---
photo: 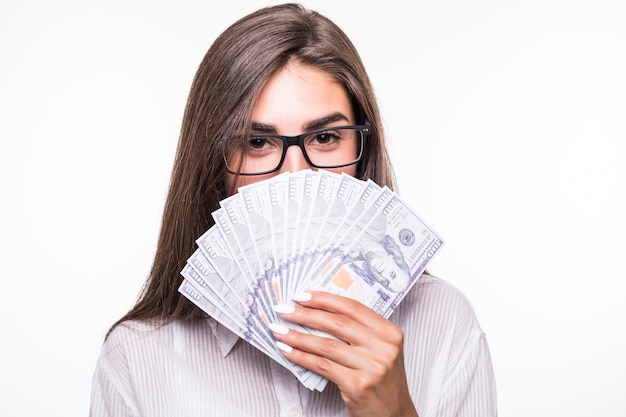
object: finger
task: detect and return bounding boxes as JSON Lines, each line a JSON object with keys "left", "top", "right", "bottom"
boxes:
{"left": 278, "top": 341, "right": 348, "bottom": 383}
{"left": 294, "top": 291, "right": 389, "bottom": 328}
{"left": 271, "top": 329, "right": 369, "bottom": 383}
{"left": 274, "top": 302, "right": 371, "bottom": 346}
{"left": 287, "top": 291, "right": 400, "bottom": 341}
{"left": 272, "top": 326, "right": 365, "bottom": 369}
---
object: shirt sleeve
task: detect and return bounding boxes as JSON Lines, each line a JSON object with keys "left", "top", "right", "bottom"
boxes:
{"left": 401, "top": 275, "right": 498, "bottom": 417}
{"left": 90, "top": 360, "right": 140, "bottom": 417}
{"left": 436, "top": 330, "right": 498, "bottom": 417}
{"left": 89, "top": 327, "right": 142, "bottom": 417}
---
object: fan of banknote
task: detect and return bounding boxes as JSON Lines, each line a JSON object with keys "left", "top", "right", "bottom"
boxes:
{"left": 178, "top": 169, "right": 444, "bottom": 391}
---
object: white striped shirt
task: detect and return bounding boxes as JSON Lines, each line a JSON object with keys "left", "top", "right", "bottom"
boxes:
{"left": 89, "top": 274, "right": 497, "bottom": 416}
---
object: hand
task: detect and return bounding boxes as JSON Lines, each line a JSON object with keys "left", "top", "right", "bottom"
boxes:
{"left": 271, "top": 291, "right": 418, "bottom": 417}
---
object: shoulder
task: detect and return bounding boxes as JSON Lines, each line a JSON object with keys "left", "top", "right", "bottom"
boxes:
{"left": 97, "top": 319, "right": 204, "bottom": 370}
{"left": 102, "top": 320, "right": 166, "bottom": 353}
{"left": 95, "top": 320, "right": 167, "bottom": 375}
{"left": 403, "top": 273, "right": 477, "bottom": 319}
{"left": 398, "top": 275, "right": 498, "bottom": 415}
{"left": 393, "top": 273, "right": 485, "bottom": 351}
{"left": 395, "top": 273, "right": 491, "bottom": 380}
{"left": 94, "top": 319, "right": 216, "bottom": 387}
{"left": 90, "top": 321, "right": 170, "bottom": 414}
{"left": 101, "top": 318, "right": 215, "bottom": 356}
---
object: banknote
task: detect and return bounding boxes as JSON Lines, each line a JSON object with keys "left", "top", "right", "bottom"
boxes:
{"left": 238, "top": 177, "right": 282, "bottom": 307}
{"left": 305, "top": 174, "right": 381, "bottom": 275}
{"left": 309, "top": 172, "right": 369, "bottom": 258}
{"left": 196, "top": 224, "right": 263, "bottom": 326}
{"left": 180, "top": 264, "right": 328, "bottom": 391}
{"left": 303, "top": 191, "right": 443, "bottom": 319}
{"left": 283, "top": 170, "right": 306, "bottom": 299}
{"left": 293, "top": 170, "right": 343, "bottom": 292}
{"left": 265, "top": 173, "right": 289, "bottom": 302}
{"left": 179, "top": 170, "right": 443, "bottom": 391}
{"left": 214, "top": 196, "right": 275, "bottom": 325}
{"left": 188, "top": 227, "right": 328, "bottom": 391}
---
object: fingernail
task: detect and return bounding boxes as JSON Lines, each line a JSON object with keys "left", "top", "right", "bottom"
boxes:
{"left": 273, "top": 304, "right": 295, "bottom": 314}
{"left": 268, "top": 322, "right": 289, "bottom": 335}
{"left": 292, "top": 292, "right": 312, "bottom": 302}
{"left": 276, "top": 341, "right": 293, "bottom": 353}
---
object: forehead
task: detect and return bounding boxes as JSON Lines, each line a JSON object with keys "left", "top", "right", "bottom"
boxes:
{"left": 251, "top": 61, "right": 353, "bottom": 132}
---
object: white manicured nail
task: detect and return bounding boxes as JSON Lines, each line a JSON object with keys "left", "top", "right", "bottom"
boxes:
{"left": 273, "top": 304, "right": 295, "bottom": 314}
{"left": 292, "top": 292, "right": 312, "bottom": 302}
{"left": 268, "top": 323, "right": 289, "bottom": 335}
{"left": 276, "top": 341, "right": 293, "bottom": 353}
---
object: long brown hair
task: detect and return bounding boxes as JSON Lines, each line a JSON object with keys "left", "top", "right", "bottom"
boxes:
{"left": 107, "top": 3, "right": 396, "bottom": 337}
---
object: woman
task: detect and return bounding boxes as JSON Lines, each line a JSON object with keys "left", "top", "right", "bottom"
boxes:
{"left": 90, "top": 4, "right": 497, "bottom": 417}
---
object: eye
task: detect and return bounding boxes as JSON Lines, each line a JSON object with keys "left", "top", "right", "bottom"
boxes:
{"left": 249, "top": 137, "right": 269, "bottom": 149}
{"left": 246, "top": 136, "right": 281, "bottom": 154}
{"left": 306, "top": 130, "right": 343, "bottom": 148}
{"left": 313, "top": 132, "right": 337, "bottom": 144}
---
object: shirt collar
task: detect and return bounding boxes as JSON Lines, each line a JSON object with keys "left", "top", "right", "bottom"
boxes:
{"left": 208, "top": 318, "right": 240, "bottom": 357}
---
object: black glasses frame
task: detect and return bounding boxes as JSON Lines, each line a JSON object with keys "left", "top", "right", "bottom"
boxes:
{"left": 225, "top": 125, "right": 370, "bottom": 176}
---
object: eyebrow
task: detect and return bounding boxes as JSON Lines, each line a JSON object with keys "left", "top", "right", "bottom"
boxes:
{"left": 251, "top": 112, "right": 351, "bottom": 134}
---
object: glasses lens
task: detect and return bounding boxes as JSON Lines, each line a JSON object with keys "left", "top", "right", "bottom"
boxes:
{"left": 304, "top": 127, "right": 363, "bottom": 168}
{"left": 225, "top": 136, "right": 283, "bottom": 175}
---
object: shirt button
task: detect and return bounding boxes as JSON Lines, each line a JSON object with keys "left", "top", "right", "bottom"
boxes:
{"left": 287, "top": 406, "right": 301, "bottom": 417}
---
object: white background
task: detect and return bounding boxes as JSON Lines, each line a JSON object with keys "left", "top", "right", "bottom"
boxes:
{"left": 1, "top": 0, "right": 624, "bottom": 416}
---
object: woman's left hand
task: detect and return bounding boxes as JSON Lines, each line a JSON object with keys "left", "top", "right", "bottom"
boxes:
{"left": 271, "top": 291, "right": 418, "bottom": 417}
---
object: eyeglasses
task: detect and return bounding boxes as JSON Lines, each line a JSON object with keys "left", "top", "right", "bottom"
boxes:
{"left": 224, "top": 125, "right": 369, "bottom": 176}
